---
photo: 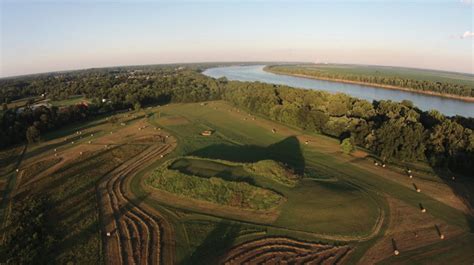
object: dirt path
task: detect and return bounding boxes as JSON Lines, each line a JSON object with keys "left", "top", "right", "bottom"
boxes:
{"left": 99, "top": 136, "right": 176, "bottom": 265}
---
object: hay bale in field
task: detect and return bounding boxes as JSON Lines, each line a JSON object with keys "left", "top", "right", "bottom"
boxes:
{"left": 413, "top": 183, "right": 421, "bottom": 192}
{"left": 382, "top": 163, "right": 386, "bottom": 168}
{"left": 419, "top": 203, "right": 426, "bottom": 213}
{"left": 272, "top": 128, "right": 276, "bottom": 133}
{"left": 391, "top": 238, "right": 399, "bottom": 255}
{"left": 54, "top": 148, "right": 57, "bottom": 152}
{"left": 409, "top": 174, "right": 413, "bottom": 179}
{"left": 15, "top": 169, "right": 19, "bottom": 172}
{"left": 452, "top": 176, "right": 456, "bottom": 181}
{"left": 201, "top": 130, "right": 213, "bottom": 136}
{"left": 435, "top": 224, "right": 445, "bottom": 239}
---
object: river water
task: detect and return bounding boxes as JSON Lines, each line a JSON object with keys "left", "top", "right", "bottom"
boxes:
{"left": 203, "top": 65, "right": 474, "bottom": 117}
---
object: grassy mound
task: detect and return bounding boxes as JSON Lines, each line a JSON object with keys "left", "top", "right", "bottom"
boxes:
{"left": 244, "top": 160, "right": 299, "bottom": 187}
{"left": 147, "top": 158, "right": 285, "bottom": 211}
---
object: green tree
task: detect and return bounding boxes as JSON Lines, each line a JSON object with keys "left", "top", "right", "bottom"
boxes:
{"left": 134, "top": 102, "right": 141, "bottom": 111}
{"left": 341, "top": 138, "right": 355, "bottom": 154}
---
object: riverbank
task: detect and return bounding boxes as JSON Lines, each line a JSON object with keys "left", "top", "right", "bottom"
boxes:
{"left": 264, "top": 66, "right": 474, "bottom": 103}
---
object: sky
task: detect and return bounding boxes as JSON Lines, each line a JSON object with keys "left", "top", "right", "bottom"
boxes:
{"left": 0, "top": 0, "right": 473, "bottom": 77}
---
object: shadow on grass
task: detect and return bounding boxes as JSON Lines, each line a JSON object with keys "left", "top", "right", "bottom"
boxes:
{"left": 190, "top": 136, "right": 305, "bottom": 174}
{"left": 432, "top": 167, "right": 474, "bottom": 233}
{"left": 25, "top": 129, "right": 102, "bottom": 161}
{"left": 181, "top": 221, "right": 241, "bottom": 265}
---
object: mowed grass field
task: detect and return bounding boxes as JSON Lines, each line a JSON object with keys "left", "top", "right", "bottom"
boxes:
{"left": 1, "top": 100, "right": 472, "bottom": 264}
{"left": 148, "top": 103, "right": 381, "bottom": 236}
{"left": 131, "top": 101, "right": 473, "bottom": 264}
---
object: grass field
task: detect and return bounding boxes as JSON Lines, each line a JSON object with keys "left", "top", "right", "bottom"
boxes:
{"left": 51, "top": 95, "right": 90, "bottom": 107}
{"left": 1, "top": 100, "right": 472, "bottom": 264}
{"left": 134, "top": 101, "right": 472, "bottom": 264}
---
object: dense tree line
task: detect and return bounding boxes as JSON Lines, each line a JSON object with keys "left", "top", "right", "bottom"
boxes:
{"left": 221, "top": 81, "right": 473, "bottom": 175}
{"left": 266, "top": 65, "right": 474, "bottom": 97}
{"left": 1, "top": 65, "right": 473, "bottom": 175}
{"left": 0, "top": 195, "right": 57, "bottom": 264}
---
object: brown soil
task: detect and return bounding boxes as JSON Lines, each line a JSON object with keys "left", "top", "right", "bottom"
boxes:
{"left": 158, "top": 115, "right": 190, "bottom": 126}
{"left": 357, "top": 196, "right": 464, "bottom": 265}
{"left": 221, "top": 236, "right": 351, "bottom": 265}
{"left": 97, "top": 123, "right": 177, "bottom": 265}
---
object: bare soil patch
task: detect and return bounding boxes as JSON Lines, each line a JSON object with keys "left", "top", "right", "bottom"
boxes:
{"left": 221, "top": 236, "right": 351, "bottom": 265}
{"left": 358, "top": 196, "right": 464, "bottom": 265}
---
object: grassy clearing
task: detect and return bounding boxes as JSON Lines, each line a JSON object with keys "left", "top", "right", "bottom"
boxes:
{"left": 33, "top": 144, "right": 147, "bottom": 264}
{"left": 377, "top": 234, "right": 474, "bottom": 265}
{"left": 18, "top": 157, "right": 61, "bottom": 186}
{"left": 147, "top": 158, "right": 284, "bottom": 211}
{"left": 51, "top": 95, "right": 90, "bottom": 107}
{"left": 170, "top": 156, "right": 299, "bottom": 187}
{"left": 136, "top": 101, "right": 474, "bottom": 263}
{"left": 139, "top": 102, "right": 382, "bottom": 251}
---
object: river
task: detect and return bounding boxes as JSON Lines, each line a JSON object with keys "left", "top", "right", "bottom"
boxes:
{"left": 203, "top": 65, "right": 474, "bottom": 117}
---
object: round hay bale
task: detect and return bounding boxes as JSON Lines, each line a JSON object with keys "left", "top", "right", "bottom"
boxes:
{"left": 394, "top": 250, "right": 399, "bottom": 255}
{"left": 421, "top": 208, "right": 426, "bottom": 213}
{"left": 54, "top": 148, "right": 57, "bottom": 152}
{"left": 15, "top": 169, "right": 19, "bottom": 172}
{"left": 416, "top": 188, "right": 421, "bottom": 193}
{"left": 440, "top": 234, "right": 445, "bottom": 240}
{"left": 409, "top": 175, "right": 413, "bottom": 179}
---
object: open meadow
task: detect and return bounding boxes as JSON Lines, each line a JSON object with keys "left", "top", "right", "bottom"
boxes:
{"left": 1, "top": 100, "right": 472, "bottom": 264}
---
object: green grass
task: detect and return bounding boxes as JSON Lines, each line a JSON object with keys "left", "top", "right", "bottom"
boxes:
{"left": 132, "top": 101, "right": 473, "bottom": 263}
{"left": 377, "top": 234, "right": 474, "bottom": 265}
{"left": 170, "top": 157, "right": 298, "bottom": 187}
{"left": 143, "top": 103, "right": 382, "bottom": 236}
{"left": 147, "top": 158, "right": 284, "bottom": 211}
{"left": 51, "top": 95, "right": 90, "bottom": 107}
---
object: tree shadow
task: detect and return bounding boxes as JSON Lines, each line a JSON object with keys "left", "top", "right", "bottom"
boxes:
{"left": 181, "top": 221, "right": 241, "bottom": 265}
{"left": 190, "top": 136, "right": 305, "bottom": 174}
{"left": 432, "top": 167, "right": 474, "bottom": 233}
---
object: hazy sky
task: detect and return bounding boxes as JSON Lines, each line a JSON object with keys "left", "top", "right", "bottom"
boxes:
{"left": 1, "top": 0, "right": 473, "bottom": 77}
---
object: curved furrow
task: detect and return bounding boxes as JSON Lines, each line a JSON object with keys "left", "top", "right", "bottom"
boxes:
{"left": 100, "top": 143, "right": 173, "bottom": 265}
